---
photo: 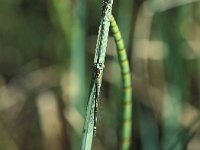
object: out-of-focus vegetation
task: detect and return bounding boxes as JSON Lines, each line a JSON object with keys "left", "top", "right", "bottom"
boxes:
{"left": 1, "top": 0, "right": 200, "bottom": 150}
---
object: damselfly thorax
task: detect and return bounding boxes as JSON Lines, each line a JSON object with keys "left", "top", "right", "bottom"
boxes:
{"left": 94, "top": 63, "right": 104, "bottom": 79}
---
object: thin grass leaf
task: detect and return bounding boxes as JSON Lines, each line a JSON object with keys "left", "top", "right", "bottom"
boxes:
{"left": 81, "top": 1, "right": 114, "bottom": 150}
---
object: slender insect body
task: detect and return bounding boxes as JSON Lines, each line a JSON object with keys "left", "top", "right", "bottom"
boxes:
{"left": 88, "top": 0, "right": 112, "bottom": 137}
{"left": 93, "top": 62, "right": 104, "bottom": 136}
{"left": 91, "top": 1, "right": 110, "bottom": 136}
{"left": 93, "top": 96, "right": 98, "bottom": 136}
{"left": 81, "top": 0, "right": 113, "bottom": 149}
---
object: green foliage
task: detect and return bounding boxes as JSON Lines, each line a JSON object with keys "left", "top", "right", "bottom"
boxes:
{"left": 0, "top": 0, "right": 200, "bottom": 150}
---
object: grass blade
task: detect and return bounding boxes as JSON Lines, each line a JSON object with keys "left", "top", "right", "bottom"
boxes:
{"left": 81, "top": 1, "right": 114, "bottom": 150}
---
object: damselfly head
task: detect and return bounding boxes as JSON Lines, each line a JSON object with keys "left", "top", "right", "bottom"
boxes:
{"left": 93, "top": 63, "right": 104, "bottom": 78}
{"left": 97, "top": 63, "right": 102, "bottom": 69}
{"left": 94, "top": 63, "right": 104, "bottom": 69}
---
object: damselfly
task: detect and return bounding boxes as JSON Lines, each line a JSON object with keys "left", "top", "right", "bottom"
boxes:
{"left": 87, "top": 0, "right": 111, "bottom": 136}
{"left": 93, "top": 62, "right": 104, "bottom": 136}
{"left": 87, "top": 62, "right": 104, "bottom": 136}
{"left": 81, "top": 0, "right": 113, "bottom": 149}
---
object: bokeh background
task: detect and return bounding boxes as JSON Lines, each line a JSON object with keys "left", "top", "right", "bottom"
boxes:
{"left": 1, "top": 0, "right": 200, "bottom": 150}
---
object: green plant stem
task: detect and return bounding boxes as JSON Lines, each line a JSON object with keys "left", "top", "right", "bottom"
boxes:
{"left": 110, "top": 15, "right": 132, "bottom": 150}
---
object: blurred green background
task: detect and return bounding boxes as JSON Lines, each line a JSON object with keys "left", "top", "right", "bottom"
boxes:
{"left": 1, "top": 0, "right": 200, "bottom": 150}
